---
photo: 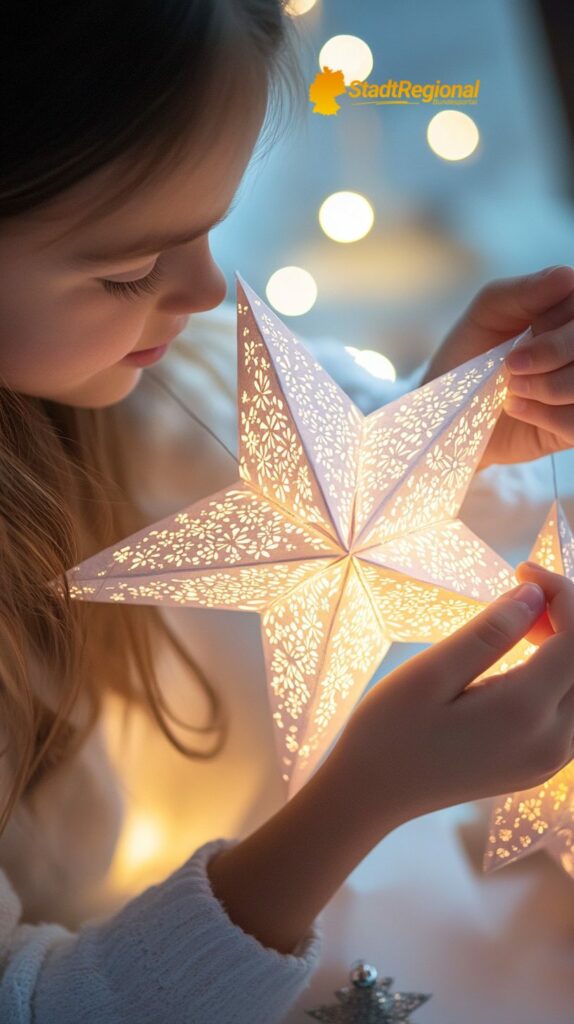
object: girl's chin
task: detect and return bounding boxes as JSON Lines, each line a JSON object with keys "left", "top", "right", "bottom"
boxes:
{"left": 52, "top": 366, "right": 144, "bottom": 409}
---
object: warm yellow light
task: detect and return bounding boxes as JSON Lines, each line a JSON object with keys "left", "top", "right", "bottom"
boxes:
{"left": 285, "top": 0, "right": 318, "bottom": 14}
{"left": 265, "top": 266, "right": 318, "bottom": 316}
{"left": 69, "top": 274, "right": 523, "bottom": 799}
{"left": 118, "top": 813, "right": 166, "bottom": 873}
{"left": 426, "top": 110, "right": 479, "bottom": 161}
{"left": 485, "top": 500, "right": 574, "bottom": 881}
{"left": 318, "top": 191, "right": 374, "bottom": 244}
{"left": 318, "top": 35, "right": 373, "bottom": 86}
{"left": 344, "top": 346, "right": 396, "bottom": 382}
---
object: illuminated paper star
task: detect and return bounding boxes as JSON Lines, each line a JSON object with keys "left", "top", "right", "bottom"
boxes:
{"left": 66, "top": 273, "right": 524, "bottom": 797}
{"left": 305, "top": 961, "right": 431, "bottom": 1023}
{"left": 485, "top": 500, "right": 574, "bottom": 877}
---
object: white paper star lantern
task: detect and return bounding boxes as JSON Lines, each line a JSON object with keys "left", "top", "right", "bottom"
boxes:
{"left": 65, "top": 274, "right": 525, "bottom": 797}
{"left": 485, "top": 501, "right": 574, "bottom": 877}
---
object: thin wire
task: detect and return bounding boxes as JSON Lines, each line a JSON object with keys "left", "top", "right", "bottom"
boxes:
{"left": 550, "top": 451, "right": 559, "bottom": 503}
{"left": 146, "top": 368, "right": 239, "bottom": 466}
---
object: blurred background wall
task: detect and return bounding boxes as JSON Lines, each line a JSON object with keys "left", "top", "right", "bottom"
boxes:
{"left": 211, "top": 0, "right": 574, "bottom": 378}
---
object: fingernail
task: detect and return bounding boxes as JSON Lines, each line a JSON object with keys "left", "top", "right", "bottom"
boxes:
{"left": 512, "top": 582, "right": 545, "bottom": 612}
{"left": 504, "top": 395, "right": 528, "bottom": 414}
{"left": 506, "top": 349, "right": 532, "bottom": 372}
{"left": 508, "top": 375, "right": 531, "bottom": 396}
{"left": 535, "top": 265, "right": 562, "bottom": 276}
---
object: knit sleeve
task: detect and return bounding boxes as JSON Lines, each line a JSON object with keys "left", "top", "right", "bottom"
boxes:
{"left": 0, "top": 837, "right": 322, "bottom": 1024}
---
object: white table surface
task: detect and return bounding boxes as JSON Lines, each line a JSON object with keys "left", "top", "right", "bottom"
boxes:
{"left": 285, "top": 797, "right": 574, "bottom": 1023}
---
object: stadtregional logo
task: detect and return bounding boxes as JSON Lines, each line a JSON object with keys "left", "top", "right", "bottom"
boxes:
{"left": 309, "top": 66, "right": 480, "bottom": 116}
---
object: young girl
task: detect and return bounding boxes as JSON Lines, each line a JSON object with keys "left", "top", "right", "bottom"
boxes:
{"left": 1, "top": 3, "right": 574, "bottom": 1021}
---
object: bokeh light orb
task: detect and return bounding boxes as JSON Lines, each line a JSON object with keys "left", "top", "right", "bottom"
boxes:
{"left": 426, "top": 110, "right": 480, "bottom": 161}
{"left": 345, "top": 346, "right": 396, "bottom": 382}
{"left": 319, "top": 191, "right": 375, "bottom": 243}
{"left": 285, "top": 0, "right": 318, "bottom": 14}
{"left": 119, "top": 814, "right": 165, "bottom": 872}
{"left": 318, "top": 35, "right": 373, "bottom": 86}
{"left": 266, "top": 267, "right": 318, "bottom": 316}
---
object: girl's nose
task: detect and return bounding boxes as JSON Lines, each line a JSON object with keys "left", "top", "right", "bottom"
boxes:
{"left": 156, "top": 236, "right": 228, "bottom": 315}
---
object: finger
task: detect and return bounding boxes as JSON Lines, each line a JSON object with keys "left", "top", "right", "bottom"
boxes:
{"left": 415, "top": 582, "right": 546, "bottom": 702}
{"left": 557, "top": 681, "right": 574, "bottom": 718}
{"left": 506, "top": 322, "right": 574, "bottom": 375}
{"left": 468, "top": 266, "right": 574, "bottom": 342}
{"left": 508, "top": 362, "right": 574, "bottom": 406}
{"left": 557, "top": 681, "right": 574, "bottom": 720}
{"left": 516, "top": 561, "right": 574, "bottom": 634}
{"left": 502, "top": 395, "right": 574, "bottom": 446}
{"left": 505, "top": 630, "right": 574, "bottom": 706}
{"left": 522, "top": 607, "right": 554, "bottom": 647}
{"left": 531, "top": 289, "right": 574, "bottom": 336}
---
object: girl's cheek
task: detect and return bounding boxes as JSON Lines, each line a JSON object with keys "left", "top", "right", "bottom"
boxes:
{"left": 77, "top": 299, "right": 147, "bottom": 363}
{"left": 0, "top": 289, "right": 146, "bottom": 390}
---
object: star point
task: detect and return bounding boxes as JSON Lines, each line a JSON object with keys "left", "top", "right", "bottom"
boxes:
{"left": 485, "top": 499, "right": 574, "bottom": 877}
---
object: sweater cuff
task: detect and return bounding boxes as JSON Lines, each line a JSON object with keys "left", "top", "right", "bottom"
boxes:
{"left": 120, "top": 836, "right": 322, "bottom": 1024}
{"left": 30, "top": 837, "right": 322, "bottom": 1024}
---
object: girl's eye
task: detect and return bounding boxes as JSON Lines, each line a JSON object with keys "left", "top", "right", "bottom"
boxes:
{"left": 100, "top": 262, "right": 162, "bottom": 300}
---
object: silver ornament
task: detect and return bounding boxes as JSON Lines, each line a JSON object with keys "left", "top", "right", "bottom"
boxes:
{"left": 305, "top": 960, "right": 432, "bottom": 1023}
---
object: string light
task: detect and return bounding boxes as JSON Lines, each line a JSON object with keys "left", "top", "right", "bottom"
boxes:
{"left": 427, "top": 110, "right": 480, "bottom": 161}
{"left": 319, "top": 191, "right": 374, "bottom": 243}
{"left": 318, "top": 35, "right": 373, "bottom": 86}
{"left": 265, "top": 266, "right": 318, "bottom": 316}
{"left": 344, "top": 346, "right": 396, "bottom": 381}
{"left": 285, "top": 0, "right": 318, "bottom": 14}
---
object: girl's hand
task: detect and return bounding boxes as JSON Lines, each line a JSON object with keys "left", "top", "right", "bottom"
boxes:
{"left": 421, "top": 266, "right": 574, "bottom": 468}
{"left": 207, "top": 564, "right": 574, "bottom": 958}
{"left": 334, "top": 563, "right": 574, "bottom": 838}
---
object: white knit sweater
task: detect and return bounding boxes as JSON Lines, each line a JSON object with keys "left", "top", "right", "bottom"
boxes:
{"left": 0, "top": 302, "right": 568, "bottom": 1022}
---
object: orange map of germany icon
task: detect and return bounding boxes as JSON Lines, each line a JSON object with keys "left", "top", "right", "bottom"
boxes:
{"left": 308, "top": 67, "right": 347, "bottom": 115}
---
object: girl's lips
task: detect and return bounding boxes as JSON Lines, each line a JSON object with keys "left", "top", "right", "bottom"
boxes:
{"left": 121, "top": 344, "right": 169, "bottom": 367}
{"left": 122, "top": 316, "right": 188, "bottom": 368}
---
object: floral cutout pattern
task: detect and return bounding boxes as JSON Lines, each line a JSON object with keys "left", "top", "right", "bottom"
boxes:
{"left": 485, "top": 501, "right": 574, "bottom": 878}
{"left": 355, "top": 358, "right": 507, "bottom": 548}
{"left": 65, "top": 273, "right": 524, "bottom": 797}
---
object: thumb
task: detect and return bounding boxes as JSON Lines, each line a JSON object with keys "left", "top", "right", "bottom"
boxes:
{"left": 466, "top": 266, "right": 574, "bottom": 344}
{"left": 450, "top": 266, "right": 568, "bottom": 362}
{"left": 420, "top": 582, "right": 546, "bottom": 702}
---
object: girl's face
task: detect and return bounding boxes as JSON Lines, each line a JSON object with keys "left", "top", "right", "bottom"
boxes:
{"left": 0, "top": 99, "right": 265, "bottom": 408}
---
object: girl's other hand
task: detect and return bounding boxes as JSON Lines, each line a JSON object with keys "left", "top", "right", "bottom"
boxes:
{"left": 421, "top": 266, "right": 574, "bottom": 468}
{"left": 206, "top": 564, "right": 574, "bottom": 957}
{"left": 333, "top": 563, "right": 574, "bottom": 839}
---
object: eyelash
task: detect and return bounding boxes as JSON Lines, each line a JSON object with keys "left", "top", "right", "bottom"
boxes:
{"left": 100, "top": 262, "right": 162, "bottom": 300}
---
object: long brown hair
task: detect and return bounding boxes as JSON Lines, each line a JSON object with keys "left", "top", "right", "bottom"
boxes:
{"left": 0, "top": 0, "right": 306, "bottom": 834}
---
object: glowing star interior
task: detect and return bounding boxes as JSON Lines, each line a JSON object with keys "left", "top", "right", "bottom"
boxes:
{"left": 65, "top": 273, "right": 527, "bottom": 797}
{"left": 485, "top": 500, "right": 574, "bottom": 878}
